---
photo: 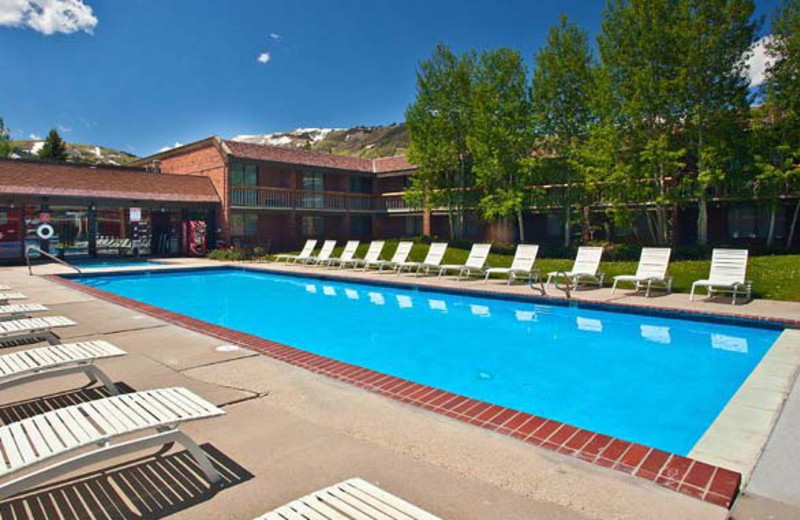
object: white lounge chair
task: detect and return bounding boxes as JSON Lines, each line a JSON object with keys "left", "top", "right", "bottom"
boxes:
{"left": 0, "top": 387, "right": 224, "bottom": 501}
{"left": 255, "top": 477, "right": 442, "bottom": 520}
{"left": 276, "top": 240, "right": 318, "bottom": 264}
{"left": 690, "top": 249, "right": 752, "bottom": 305}
{"left": 439, "top": 243, "right": 491, "bottom": 280}
{"left": 307, "top": 240, "right": 337, "bottom": 265}
{"left": 546, "top": 247, "right": 605, "bottom": 290}
{"left": 484, "top": 244, "right": 540, "bottom": 284}
{"left": 0, "top": 340, "right": 126, "bottom": 394}
{"left": 0, "top": 316, "right": 76, "bottom": 345}
{"left": 325, "top": 240, "right": 360, "bottom": 268}
{"left": 612, "top": 247, "right": 673, "bottom": 297}
{"left": 395, "top": 242, "right": 448, "bottom": 276}
{"left": 0, "top": 293, "right": 26, "bottom": 305}
{"left": 0, "top": 284, "right": 10, "bottom": 291}
{"left": 341, "top": 241, "right": 385, "bottom": 269}
{"left": 0, "top": 303, "right": 48, "bottom": 320}
{"left": 364, "top": 241, "right": 413, "bottom": 272}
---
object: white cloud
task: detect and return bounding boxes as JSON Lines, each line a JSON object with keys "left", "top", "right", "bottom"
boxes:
{"left": 269, "top": 32, "right": 281, "bottom": 41}
{"left": 58, "top": 124, "right": 71, "bottom": 132}
{"left": 256, "top": 52, "right": 271, "bottom": 64}
{"left": 158, "top": 142, "right": 183, "bottom": 152}
{"left": 744, "top": 35, "right": 774, "bottom": 87}
{"left": 29, "top": 133, "right": 41, "bottom": 140}
{"left": 0, "top": 0, "right": 98, "bottom": 35}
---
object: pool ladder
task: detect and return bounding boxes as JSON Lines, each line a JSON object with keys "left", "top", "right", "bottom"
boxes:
{"left": 552, "top": 271, "right": 571, "bottom": 299}
{"left": 25, "top": 246, "right": 83, "bottom": 277}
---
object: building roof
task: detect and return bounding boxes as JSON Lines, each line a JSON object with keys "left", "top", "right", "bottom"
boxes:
{"left": 0, "top": 159, "right": 220, "bottom": 203}
{"left": 222, "top": 140, "right": 375, "bottom": 172}
{"left": 135, "top": 136, "right": 419, "bottom": 175}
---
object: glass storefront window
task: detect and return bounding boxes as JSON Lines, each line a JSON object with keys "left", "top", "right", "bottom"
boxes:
{"left": 0, "top": 208, "right": 23, "bottom": 260}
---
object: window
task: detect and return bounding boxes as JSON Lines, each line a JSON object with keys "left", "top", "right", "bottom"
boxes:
{"left": 349, "top": 177, "right": 372, "bottom": 194}
{"left": 546, "top": 213, "right": 564, "bottom": 237}
{"left": 301, "top": 216, "right": 324, "bottom": 237}
{"left": 728, "top": 206, "right": 785, "bottom": 239}
{"left": 231, "top": 163, "right": 258, "bottom": 186}
{"left": 350, "top": 215, "right": 372, "bottom": 237}
{"left": 231, "top": 212, "right": 258, "bottom": 236}
{"left": 404, "top": 216, "right": 422, "bottom": 236}
{"left": 302, "top": 172, "right": 324, "bottom": 208}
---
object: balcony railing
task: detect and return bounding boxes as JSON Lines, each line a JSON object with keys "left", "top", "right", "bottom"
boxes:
{"left": 231, "top": 186, "right": 378, "bottom": 212}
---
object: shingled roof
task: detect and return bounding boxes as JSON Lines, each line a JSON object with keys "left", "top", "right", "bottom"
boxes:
{"left": 0, "top": 159, "right": 220, "bottom": 203}
{"left": 223, "top": 140, "right": 375, "bottom": 173}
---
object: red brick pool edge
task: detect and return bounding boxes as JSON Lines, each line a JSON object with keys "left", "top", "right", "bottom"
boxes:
{"left": 49, "top": 274, "right": 743, "bottom": 509}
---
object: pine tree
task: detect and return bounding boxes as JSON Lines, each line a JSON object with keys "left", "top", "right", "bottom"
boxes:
{"left": 37, "top": 129, "right": 68, "bottom": 162}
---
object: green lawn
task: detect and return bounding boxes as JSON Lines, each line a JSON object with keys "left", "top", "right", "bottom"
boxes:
{"left": 265, "top": 241, "right": 800, "bottom": 302}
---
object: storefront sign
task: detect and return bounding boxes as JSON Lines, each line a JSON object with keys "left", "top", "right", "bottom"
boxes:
{"left": 129, "top": 207, "right": 142, "bottom": 222}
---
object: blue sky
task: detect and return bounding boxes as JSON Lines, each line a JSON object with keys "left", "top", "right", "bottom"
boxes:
{"left": 0, "top": 0, "right": 783, "bottom": 157}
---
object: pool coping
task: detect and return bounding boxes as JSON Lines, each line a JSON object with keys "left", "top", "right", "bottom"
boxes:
{"left": 48, "top": 269, "right": 754, "bottom": 509}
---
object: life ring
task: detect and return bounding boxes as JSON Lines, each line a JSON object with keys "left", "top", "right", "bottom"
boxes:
{"left": 36, "top": 223, "right": 55, "bottom": 240}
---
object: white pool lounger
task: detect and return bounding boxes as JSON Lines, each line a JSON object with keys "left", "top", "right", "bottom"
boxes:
{"left": 256, "top": 478, "right": 443, "bottom": 520}
{"left": 0, "top": 316, "right": 76, "bottom": 345}
{"left": 0, "top": 387, "right": 225, "bottom": 501}
{"left": 0, "top": 340, "right": 126, "bottom": 394}
{"left": 0, "top": 303, "right": 48, "bottom": 319}
{"left": 0, "top": 293, "right": 27, "bottom": 304}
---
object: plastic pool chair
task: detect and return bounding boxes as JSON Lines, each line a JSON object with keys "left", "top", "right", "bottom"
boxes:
{"left": 545, "top": 247, "right": 605, "bottom": 290}
{"left": 0, "top": 387, "right": 224, "bottom": 501}
{"left": 276, "top": 240, "right": 318, "bottom": 264}
{"left": 0, "top": 284, "right": 10, "bottom": 291}
{"left": 0, "top": 303, "right": 48, "bottom": 320}
{"left": 325, "top": 240, "right": 360, "bottom": 268}
{"left": 484, "top": 244, "right": 540, "bottom": 285}
{"left": 0, "top": 316, "right": 76, "bottom": 346}
{"left": 395, "top": 242, "right": 448, "bottom": 276}
{"left": 341, "top": 241, "right": 385, "bottom": 269}
{"left": 364, "top": 241, "right": 413, "bottom": 272}
{"left": 611, "top": 247, "right": 673, "bottom": 297}
{"left": 0, "top": 340, "right": 126, "bottom": 394}
{"left": 690, "top": 248, "right": 752, "bottom": 305}
{"left": 0, "top": 293, "right": 27, "bottom": 305}
{"left": 306, "top": 240, "right": 337, "bottom": 265}
{"left": 254, "top": 478, "right": 443, "bottom": 520}
{"left": 439, "top": 243, "right": 491, "bottom": 280}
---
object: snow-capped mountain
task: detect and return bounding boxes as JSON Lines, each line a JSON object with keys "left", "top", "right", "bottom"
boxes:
{"left": 230, "top": 124, "right": 409, "bottom": 159}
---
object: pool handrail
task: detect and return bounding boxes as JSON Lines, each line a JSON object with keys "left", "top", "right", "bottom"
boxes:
{"left": 25, "top": 245, "right": 82, "bottom": 277}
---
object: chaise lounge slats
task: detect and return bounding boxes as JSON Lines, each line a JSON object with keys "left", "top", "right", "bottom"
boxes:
{"left": 307, "top": 240, "right": 337, "bottom": 265}
{"left": 0, "top": 387, "right": 224, "bottom": 500}
{"left": 325, "top": 240, "right": 360, "bottom": 268}
{"left": 690, "top": 248, "right": 752, "bottom": 305}
{"left": 365, "top": 241, "right": 413, "bottom": 272}
{"left": 0, "top": 316, "right": 75, "bottom": 343}
{"left": 0, "top": 340, "right": 126, "bottom": 394}
{"left": 256, "top": 478, "right": 442, "bottom": 520}
{"left": 277, "top": 240, "right": 318, "bottom": 264}
{"left": 0, "top": 293, "right": 27, "bottom": 303}
{"left": 439, "top": 243, "right": 491, "bottom": 280}
{"left": 341, "top": 241, "right": 385, "bottom": 269}
{"left": 546, "top": 247, "right": 605, "bottom": 290}
{"left": 611, "top": 247, "right": 672, "bottom": 297}
{"left": 0, "top": 303, "right": 48, "bottom": 316}
{"left": 484, "top": 244, "right": 540, "bottom": 284}
{"left": 396, "top": 242, "right": 448, "bottom": 276}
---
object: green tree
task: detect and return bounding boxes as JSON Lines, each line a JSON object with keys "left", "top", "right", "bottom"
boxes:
{"left": 596, "top": 0, "right": 688, "bottom": 244}
{"left": 468, "top": 48, "right": 533, "bottom": 241}
{"left": 530, "top": 15, "right": 596, "bottom": 245}
{"left": 405, "top": 43, "right": 476, "bottom": 240}
{"left": 679, "top": 0, "right": 756, "bottom": 246}
{"left": 37, "top": 129, "right": 68, "bottom": 162}
{"left": 760, "top": 0, "right": 800, "bottom": 249}
{"left": 0, "top": 118, "right": 10, "bottom": 159}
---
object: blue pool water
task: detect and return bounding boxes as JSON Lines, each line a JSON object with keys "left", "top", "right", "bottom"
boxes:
{"left": 78, "top": 268, "right": 781, "bottom": 455}
{"left": 71, "top": 259, "right": 161, "bottom": 269}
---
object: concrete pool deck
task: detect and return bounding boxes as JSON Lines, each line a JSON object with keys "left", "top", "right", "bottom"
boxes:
{"left": 2, "top": 259, "right": 799, "bottom": 519}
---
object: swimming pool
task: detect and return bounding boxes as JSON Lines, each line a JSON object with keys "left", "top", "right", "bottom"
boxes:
{"left": 71, "top": 259, "right": 162, "bottom": 269}
{"left": 77, "top": 268, "right": 781, "bottom": 455}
